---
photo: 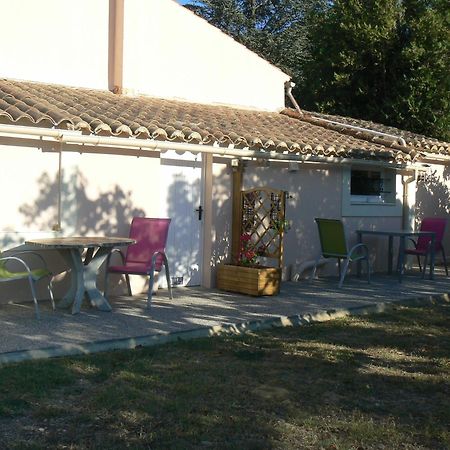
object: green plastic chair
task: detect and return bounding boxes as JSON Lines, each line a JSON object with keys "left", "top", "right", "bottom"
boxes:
{"left": 311, "top": 218, "right": 370, "bottom": 287}
{"left": 0, "top": 251, "right": 55, "bottom": 319}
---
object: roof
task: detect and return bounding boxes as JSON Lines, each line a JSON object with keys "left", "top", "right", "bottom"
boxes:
{"left": 299, "top": 110, "right": 449, "bottom": 156}
{"left": 0, "top": 78, "right": 448, "bottom": 163}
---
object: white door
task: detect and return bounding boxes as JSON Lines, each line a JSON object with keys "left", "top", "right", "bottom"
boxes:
{"left": 160, "top": 151, "right": 203, "bottom": 286}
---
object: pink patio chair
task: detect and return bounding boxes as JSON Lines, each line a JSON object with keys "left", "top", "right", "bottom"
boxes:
{"left": 104, "top": 217, "right": 173, "bottom": 308}
{"left": 404, "top": 217, "right": 448, "bottom": 277}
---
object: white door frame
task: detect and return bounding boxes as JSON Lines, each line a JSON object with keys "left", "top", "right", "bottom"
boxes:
{"left": 200, "top": 153, "right": 213, "bottom": 288}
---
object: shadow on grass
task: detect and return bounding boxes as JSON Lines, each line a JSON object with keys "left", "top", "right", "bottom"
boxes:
{"left": 0, "top": 304, "right": 449, "bottom": 449}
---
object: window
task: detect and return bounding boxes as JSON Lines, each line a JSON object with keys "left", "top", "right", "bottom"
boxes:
{"left": 342, "top": 166, "right": 402, "bottom": 217}
{"left": 350, "top": 168, "right": 395, "bottom": 204}
{"left": 351, "top": 170, "right": 382, "bottom": 195}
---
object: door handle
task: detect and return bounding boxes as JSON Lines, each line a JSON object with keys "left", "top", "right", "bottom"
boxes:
{"left": 195, "top": 205, "right": 203, "bottom": 221}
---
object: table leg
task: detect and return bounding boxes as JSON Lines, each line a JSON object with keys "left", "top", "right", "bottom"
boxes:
{"left": 84, "top": 246, "right": 112, "bottom": 312}
{"left": 429, "top": 235, "right": 435, "bottom": 280}
{"left": 398, "top": 236, "right": 405, "bottom": 283}
{"left": 57, "top": 249, "right": 85, "bottom": 311}
{"left": 357, "top": 232, "right": 362, "bottom": 277}
{"left": 70, "top": 249, "right": 89, "bottom": 314}
{"left": 84, "top": 247, "right": 95, "bottom": 265}
{"left": 58, "top": 248, "right": 112, "bottom": 314}
{"left": 388, "top": 235, "right": 393, "bottom": 275}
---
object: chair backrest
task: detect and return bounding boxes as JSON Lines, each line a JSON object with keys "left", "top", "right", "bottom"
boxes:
{"left": 315, "top": 218, "right": 348, "bottom": 258}
{"left": 125, "top": 217, "right": 171, "bottom": 271}
{"left": 416, "top": 217, "right": 447, "bottom": 252}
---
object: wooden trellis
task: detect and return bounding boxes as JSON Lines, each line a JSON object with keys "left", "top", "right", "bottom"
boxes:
{"left": 240, "top": 188, "right": 286, "bottom": 269}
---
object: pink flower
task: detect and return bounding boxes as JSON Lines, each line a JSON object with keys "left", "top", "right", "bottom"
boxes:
{"left": 238, "top": 234, "right": 259, "bottom": 266}
{"left": 245, "top": 250, "right": 256, "bottom": 259}
{"left": 240, "top": 233, "right": 251, "bottom": 242}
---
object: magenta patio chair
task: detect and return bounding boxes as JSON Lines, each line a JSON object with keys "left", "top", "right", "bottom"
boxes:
{"left": 104, "top": 217, "right": 173, "bottom": 308}
{"left": 404, "top": 217, "right": 448, "bottom": 277}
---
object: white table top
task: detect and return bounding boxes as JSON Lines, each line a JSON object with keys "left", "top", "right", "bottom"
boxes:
{"left": 25, "top": 236, "right": 135, "bottom": 249}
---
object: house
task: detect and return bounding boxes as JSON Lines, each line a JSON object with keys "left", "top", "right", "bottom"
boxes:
{"left": 0, "top": 0, "right": 449, "bottom": 304}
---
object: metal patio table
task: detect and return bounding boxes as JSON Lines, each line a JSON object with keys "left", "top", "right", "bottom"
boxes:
{"left": 356, "top": 229, "right": 436, "bottom": 282}
{"left": 26, "top": 237, "right": 135, "bottom": 314}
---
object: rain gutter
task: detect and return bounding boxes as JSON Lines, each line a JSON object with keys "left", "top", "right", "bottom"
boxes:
{"left": 0, "top": 123, "right": 417, "bottom": 170}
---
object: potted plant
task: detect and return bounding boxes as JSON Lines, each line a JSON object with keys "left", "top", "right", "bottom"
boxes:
{"left": 216, "top": 233, "right": 281, "bottom": 296}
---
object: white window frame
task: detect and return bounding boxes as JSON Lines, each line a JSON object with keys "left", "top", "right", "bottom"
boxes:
{"left": 341, "top": 166, "right": 403, "bottom": 217}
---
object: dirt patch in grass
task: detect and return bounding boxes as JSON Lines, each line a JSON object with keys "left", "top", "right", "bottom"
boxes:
{"left": 0, "top": 303, "right": 449, "bottom": 449}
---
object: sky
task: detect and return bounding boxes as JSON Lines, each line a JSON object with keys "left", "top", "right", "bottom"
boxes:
{"left": 177, "top": 1, "right": 203, "bottom": 5}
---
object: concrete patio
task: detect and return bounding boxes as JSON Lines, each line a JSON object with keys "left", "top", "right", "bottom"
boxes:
{"left": 1, "top": 269, "right": 449, "bottom": 364}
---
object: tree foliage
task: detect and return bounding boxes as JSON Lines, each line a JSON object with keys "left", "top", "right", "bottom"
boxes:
{"left": 301, "top": 0, "right": 450, "bottom": 140}
{"left": 184, "top": 0, "right": 449, "bottom": 140}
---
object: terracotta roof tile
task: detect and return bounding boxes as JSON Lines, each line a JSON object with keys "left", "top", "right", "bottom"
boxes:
{"left": 1, "top": 78, "right": 447, "bottom": 163}
{"left": 285, "top": 109, "right": 449, "bottom": 156}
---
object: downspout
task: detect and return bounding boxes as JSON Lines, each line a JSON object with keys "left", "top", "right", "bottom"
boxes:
{"left": 402, "top": 172, "right": 416, "bottom": 231}
{"left": 53, "top": 143, "right": 63, "bottom": 232}
{"left": 284, "top": 81, "right": 303, "bottom": 116}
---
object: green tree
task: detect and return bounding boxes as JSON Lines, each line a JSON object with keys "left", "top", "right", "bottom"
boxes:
{"left": 395, "top": 0, "right": 450, "bottom": 140}
{"left": 300, "top": 0, "right": 449, "bottom": 140}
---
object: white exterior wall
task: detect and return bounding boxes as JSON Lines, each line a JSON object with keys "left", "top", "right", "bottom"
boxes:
{"left": 0, "top": 0, "right": 289, "bottom": 111}
{"left": 122, "top": 0, "right": 290, "bottom": 110}
{"left": 416, "top": 164, "right": 450, "bottom": 256}
{"left": 0, "top": 141, "right": 204, "bottom": 304}
{"left": 0, "top": 0, "right": 110, "bottom": 89}
{"left": 210, "top": 158, "right": 233, "bottom": 279}
{"left": 2, "top": 139, "right": 446, "bottom": 304}
{"left": 242, "top": 164, "right": 403, "bottom": 281}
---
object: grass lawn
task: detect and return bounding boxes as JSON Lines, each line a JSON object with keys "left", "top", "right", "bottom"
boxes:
{"left": 0, "top": 302, "right": 449, "bottom": 449}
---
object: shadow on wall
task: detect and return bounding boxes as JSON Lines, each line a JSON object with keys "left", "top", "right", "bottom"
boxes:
{"left": 6, "top": 163, "right": 211, "bottom": 296}
{"left": 1, "top": 157, "right": 372, "bottom": 295}
{"left": 166, "top": 173, "right": 201, "bottom": 285}
{"left": 210, "top": 161, "right": 233, "bottom": 279}
{"left": 416, "top": 167, "right": 450, "bottom": 220}
{"left": 242, "top": 164, "right": 343, "bottom": 279}
{"left": 1, "top": 156, "right": 418, "bottom": 298}
{"left": 0, "top": 170, "right": 146, "bottom": 300}
{"left": 19, "top": 171, "right": 145, "bottom": 237}
{"left": 416, "top": 166, "right": 450, "bottom": 251}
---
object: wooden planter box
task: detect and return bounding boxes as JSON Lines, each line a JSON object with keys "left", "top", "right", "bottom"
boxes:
{"left": 217, "top": 264, "right": 281, "bottom": 296}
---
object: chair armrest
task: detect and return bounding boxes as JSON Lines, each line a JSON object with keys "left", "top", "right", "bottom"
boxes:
{"left": 0, "top": 256, "right": 33, "bottom": 275}
{"left": 150, "top": 251, "right": 167, "bottom": 269}
{"left": 105, "top": 248, "right": 126, "bottom": 267}
{"left": 6, "top": 251, "right": 50, "bottom": 271}
{"left": 407, "top": 238, "right": 418, "bottom": 249}
{"left": 348, "top": 243, "right": 369, "bottom": 261}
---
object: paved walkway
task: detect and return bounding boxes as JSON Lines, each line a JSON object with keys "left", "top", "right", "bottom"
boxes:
{"left": 1, "top": 270, "right": 449, "bottom": 363}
